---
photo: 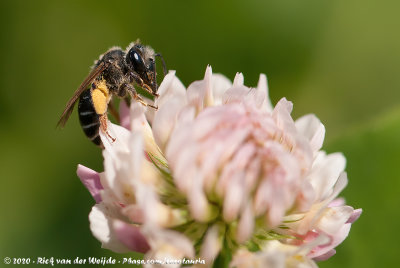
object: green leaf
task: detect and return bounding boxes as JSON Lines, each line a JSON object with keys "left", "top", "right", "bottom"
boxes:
{"left": 246, "top": 241, "right": 261, "bottom": 252}
{"left": 212, "top": 236, "right": 233, "bottom": 268}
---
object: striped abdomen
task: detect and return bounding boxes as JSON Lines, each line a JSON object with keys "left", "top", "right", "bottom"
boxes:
{"left": 78, "top": 89, "right": 102, "bottom": 146}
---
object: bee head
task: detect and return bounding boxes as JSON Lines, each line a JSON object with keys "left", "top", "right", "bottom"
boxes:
{"left": 126, "top": 43, "right": 157, "bottom": 94}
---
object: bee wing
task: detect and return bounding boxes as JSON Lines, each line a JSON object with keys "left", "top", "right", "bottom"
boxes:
{"left": 57, "top": 62, "right": 109, "bottom": 128}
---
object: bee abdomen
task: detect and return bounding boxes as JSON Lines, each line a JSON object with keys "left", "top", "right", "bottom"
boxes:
{"left": 78, "top": 89, "right": 102, "bottom": 146}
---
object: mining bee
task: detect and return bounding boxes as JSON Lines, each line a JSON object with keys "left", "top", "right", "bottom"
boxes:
{"left": 57, "top": 41, "right": 166, "bottom": 146}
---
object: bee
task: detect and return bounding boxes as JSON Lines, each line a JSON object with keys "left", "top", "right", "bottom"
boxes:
{"left": 57, "top": 41, "right": 166, "bottom": 146}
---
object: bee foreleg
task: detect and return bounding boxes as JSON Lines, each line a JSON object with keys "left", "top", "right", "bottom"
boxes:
{"left": 130, "top": 91, "right": 158, "bottom": 110}
{"left": 99, "top": 113, "right": 116, "bottom": 142}
{"left": 122, "top": 83, "right": 158, "bottom": 110}
{"left": 128, "top": 72, "right": 159, "bottom": 97}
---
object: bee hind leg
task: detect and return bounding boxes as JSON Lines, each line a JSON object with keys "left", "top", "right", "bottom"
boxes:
{"left": 99, "top": 113, "right": 116, "bottom": 142}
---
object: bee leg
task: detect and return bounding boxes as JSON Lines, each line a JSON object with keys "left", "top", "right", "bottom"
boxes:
{"left": 99, "top": 113, "right": 116, "bottom": 142}
{"left": 129, "top": 90, "right": 158, "bottom": 110}
{"left": 129, "top": 72, "right": 159, "bottom": 97}
{"left": 122, "top": 83, "right": 158, "bottom": 110}
{"left": 116, "top": 85, "right": 131, "bottom": 107}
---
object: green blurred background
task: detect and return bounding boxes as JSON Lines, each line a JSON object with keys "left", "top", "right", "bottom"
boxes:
{"left": 0, "top": 0, "right": 399, "bottom": 267}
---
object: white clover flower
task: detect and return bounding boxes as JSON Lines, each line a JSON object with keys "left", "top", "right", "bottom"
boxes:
{"left": 77, "top": 66, "right": 361, "bottom": 267}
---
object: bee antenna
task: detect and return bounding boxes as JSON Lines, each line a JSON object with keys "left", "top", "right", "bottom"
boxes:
{"left": 155, "top": 53, "right": 167, "bottom": 76}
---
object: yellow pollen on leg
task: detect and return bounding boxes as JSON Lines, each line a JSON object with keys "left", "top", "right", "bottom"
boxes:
{"left": 91, "top": 81, "right": 110, "bottom": 115}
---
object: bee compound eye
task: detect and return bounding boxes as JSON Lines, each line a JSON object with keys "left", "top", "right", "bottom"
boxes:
{"left": 129, "top": 50, "right": 146, "bottom": 75}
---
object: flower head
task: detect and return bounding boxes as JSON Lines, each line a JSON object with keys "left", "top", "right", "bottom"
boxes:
{"left": 77, "top": 66, "right": 361, "bottom": 267}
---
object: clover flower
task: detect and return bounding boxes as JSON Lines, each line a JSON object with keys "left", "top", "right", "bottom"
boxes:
{"left": 77, "top": 66, "right": 361, "bottom": 267}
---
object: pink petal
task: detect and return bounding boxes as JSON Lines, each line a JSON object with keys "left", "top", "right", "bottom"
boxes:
{"left": 346, "top": 208, "right": 362, "bottom": 224}
{"left": 328, "top": 197, "right": 346, "bottom": 207}
{"left": 100, "top": 121, "right": 131, "bottom": 156}
{"left": 253, "top": 179, "right": 270, "bottom": 216}
{"left": 317, "top": 206, "right": 353, "bottom": 235}
{"left": 89, "top": 204, "right": 130, "bottom": 253}
{"left": 193, "top": 105, "right": 240, "bottom": 140}
{"left": 152, "top": 96, "right": 186, "bottom": 151}
{"left": 203, "top": 65, "right": 213, "bottom": 106}
{"left": 222, "top": 85, "right": 251, "bottom": 104}
{"left": 186, "top": 80, "right": 206, "bottom": 110}
{"left": 243, "top": 157, "right": 261, "bottom": 196}
{"left": 130, "top": 102, "right": 151, "bottom": 133}
{"left": 122, "top": 205, "right": 145, "bottom": 224}
{"left": 119, "top": 100, "right": 131, "bottom": 130}
{"left": 252, "top": 85, "right": 267, "bottom": 109}
{"left": 130, "top": 103, "right": 163, "bottom": 160}
{"left": 295, "top": 180, "right": 315, "bottom": 212}
{"left": 289, "top": 172, "right": 348, "bottom": 234}
{"left": 100, "top": 122, "right": 134, "bottom": 196}
{"left": 136, "top": 185, "right": 160, "bottom": 225}
{"left": 211, "top": 73, "right": 232, "bottom": 105}
{"left": 186, "top": 66, "right": 213, "bottom": 110}
{"left": 143, "top": 227, "right": 195, "bottom": 259}
{"left": 214, "top": 128, "right": 252, "bottom": 194}
{"left": 295, "top": 114, "right": 325, "bottom": 153}
{"left": 170, "top": 141, "right": 198, "bottom": 193}
{"left": 113, "top": 220, "right": 150, "bottom": 253}
{"left": 155, "top": 70, "right": 187, "bottom": 109}
{"left": 233, "top": 72, "right": 244, "bottom": 86}
{"left": 77, "top": 164, "right": 103, "bottom": 203}
{"left": 257, "top": 74, "right": 273, "bottom": 112}
{"left": 222, "top": 74, "right": 270, "bottom": 109}
{"left": 219, "top": 143, "right": 256, "bottom": 195}
{"left": 313, "top": 249, "right": 336, "bottom": 261}
{"left": 272, "top": 99, "right": 315, "bottom": 170}
{"left": 308, "top": 153, "right": 347, "bottom": 202}
{"left": 237, "top": 202, "right": 255, "bottom": 243}
{"left": 273, "top": 98, "right": 294, "bottom": 122}
{"left": 326, "top": 172, "right": 348, "bottom": 205}
{"left": 309, "top": 224, "right": 351, "bottom": 259}
{"left": 188, "top": 172, "right": 210, "bottom": 221}
{"left": 223, "top": 171, "right": 245, "bottom": 221}
{"left": 200, "top": 224, "right": 222, "bottom": 262}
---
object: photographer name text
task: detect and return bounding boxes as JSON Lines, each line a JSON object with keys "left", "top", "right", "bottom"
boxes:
{"left": 4, "top": 256, "right": 206, "bottom": 266}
